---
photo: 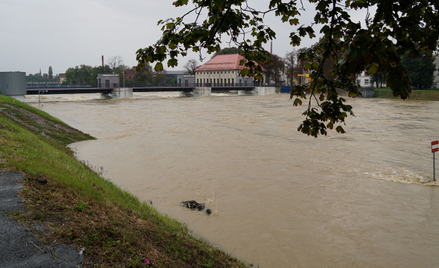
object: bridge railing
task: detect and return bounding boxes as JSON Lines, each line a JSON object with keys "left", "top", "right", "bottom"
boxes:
{"left": 27, "top": 84, "right": 92, "bottom": 89}
{"left": 172, "top": 82, "right": 280, "bottom": 88}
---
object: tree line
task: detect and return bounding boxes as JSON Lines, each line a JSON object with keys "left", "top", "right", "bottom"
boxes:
{"left": 26, "top": 56, "right": 176, "bottom": 87}
{"left": 26, "top": 66, "right": 58, "bottom": 84}
{"left": 63, "top": 56, "right": 175, "bottom": 87}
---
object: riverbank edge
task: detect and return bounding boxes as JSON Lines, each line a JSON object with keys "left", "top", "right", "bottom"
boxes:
{"left": 0, "top": 94, "right": 247, "bottom": 268}
{"left": 373, "top": 88, "right": 439, "bottom": 100}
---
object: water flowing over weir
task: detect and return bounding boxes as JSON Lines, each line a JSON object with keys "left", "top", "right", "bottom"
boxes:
{"left": 28, "top": 93, "right": 439, "bottom": 267}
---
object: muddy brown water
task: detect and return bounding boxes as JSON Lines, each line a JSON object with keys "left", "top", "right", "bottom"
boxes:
{"left": 28, "top": 93, "right": 439, "bottom": 267}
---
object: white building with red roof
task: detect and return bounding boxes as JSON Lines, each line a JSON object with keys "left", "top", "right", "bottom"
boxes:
{"left": 194, "top": 53, "right": 266, "bottom": 87}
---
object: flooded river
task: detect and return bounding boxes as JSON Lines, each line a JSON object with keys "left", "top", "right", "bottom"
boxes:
{"left": 28, "top": 93, "right": 439, "bottom": 267}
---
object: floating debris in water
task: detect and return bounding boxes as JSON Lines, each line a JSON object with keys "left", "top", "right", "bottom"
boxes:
{"left": 182, "top": 200, "right": 205, "bottom": 211}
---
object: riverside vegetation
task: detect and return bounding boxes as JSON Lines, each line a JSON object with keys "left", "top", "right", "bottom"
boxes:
{"left": 373, "top": 88, "right": 439, "bottom": 100}
{"left": 0, "top": 94, "right": 246, "bottom": 268}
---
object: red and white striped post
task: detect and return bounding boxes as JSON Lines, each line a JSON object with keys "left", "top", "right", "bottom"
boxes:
{"left": 432, "top": 141, "right": 439, "bottom": 181}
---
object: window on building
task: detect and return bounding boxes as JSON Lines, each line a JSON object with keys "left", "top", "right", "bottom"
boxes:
{"left": 365, "top": 79, "right": 369, "bottom": 85}
{"left": 232, "top": 78, "right": 234, "bottom": 86}
{"left": 357, "top": 79, "right": 361, "bottom": 84}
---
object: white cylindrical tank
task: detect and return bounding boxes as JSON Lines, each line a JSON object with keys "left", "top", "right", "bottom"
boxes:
{"left": 0, "top": 72, "right": 26, "bottom": 102}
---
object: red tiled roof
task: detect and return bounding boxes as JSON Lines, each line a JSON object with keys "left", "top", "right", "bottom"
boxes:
{"left": 195, "top": 53, "right": 265, "bottom": 72}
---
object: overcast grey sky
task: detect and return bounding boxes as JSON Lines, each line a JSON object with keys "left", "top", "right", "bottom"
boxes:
{"left": 1, "top": 0, "right": 370, "bottom": 75}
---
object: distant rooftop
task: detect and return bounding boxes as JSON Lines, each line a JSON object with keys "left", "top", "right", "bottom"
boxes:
{"left": 195, "top": 54, "right": 265, "bottom": 72}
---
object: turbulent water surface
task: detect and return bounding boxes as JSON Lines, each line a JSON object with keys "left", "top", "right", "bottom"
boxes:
{"left": 28, "top": 93, "right": 439, "bottom": 267}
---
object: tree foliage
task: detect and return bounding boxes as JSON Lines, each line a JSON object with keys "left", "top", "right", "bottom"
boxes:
{"left": 62, "top": 56, "right": 132, "bottom": 86}
{"left": 212, "top": 47, "right": 242, "bottom": 58}
{"left": 65, "top": 64, "right": 113, "bottom": 86}
{"left": 133, "top": 63, "right": 154, "bottom": 84}
{"left": 132, "top": 63, "right": 168, "bottom": 85}
{"left": 263, "top": 54, "right": 285, "bottom": 86}
{"left": 48, "top": 66, "right": 53, "bottom": 80}
{"left": 136, "top": 0, "right": 439, "bottom": 137}
{"left": 27, "top": 72, "right": 58, "bottom": 83}
{"left": 370, "top": 72, "right": 385, "bottom": 88}
{"left": 285, "top": 49, "right": 306, "bottom": 85}
{"left": 401, "top": 53, "right": 436, "bottom": 89}
{"left": 183, "top": 59, "right": 199, "bottom": 75}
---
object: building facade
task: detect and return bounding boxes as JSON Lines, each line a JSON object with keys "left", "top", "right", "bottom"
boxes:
{"left": 195, "top": 54, "right": 265, "bottom": 87}
{"left": 356, "top": 71, "right": 372, "bottom": 87}
{"left": 97, "top": 74, "right": 119, "bottom": 88}
{"left": 177, "top": 74, "right": 195, "bottom": 87}
{"left": 356, "top": 71, "right": 387, "bottom": 88}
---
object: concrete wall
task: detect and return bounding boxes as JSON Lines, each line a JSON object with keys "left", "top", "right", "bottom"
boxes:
{"left": 0, "top": 72, "right": 26, "bottom": 102}
{"left": 254, "top": 87, "right": 277, "bottom": 95}
{"left": 360, "top": 89, "right": 376, "bottom": 98}
{"left": 181, "top": 87, "right": 211, "bottom": 97}
{"left": 100, "top": 88, "right": 133, "bottom": 99}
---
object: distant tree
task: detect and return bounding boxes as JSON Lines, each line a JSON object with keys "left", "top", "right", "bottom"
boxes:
{"left": 94, "top": 64, "right": 113, "bottom": 75}
{"left": 307, "top": 40, "right": 343, "bottom": 82}
{"left": 212, "top": 47, "right": 241, "bottom": 58}
{"left": 370, "top": 72, "right": 385, "bottom": 88}
{"left": 183, "top": 59, "right": 199, "bottom": 75}
{"left": 133, "top": 63, "right": 153, "bottom": 85}
{"left": 167, "top": 77, "right": 178, "bottom": 85}
{"left": 108, "top": 56, "right": 124, "bottom": 70}
{"left": 48, "top": 66, "right": 53, "bottom": 80}
{"left": 26, "top": 73, "right": 47, "bottom": 83}
{"left": 285, "top": 49, "right": 306, "bottom": 85}
{"left": 401, "top": 53, "right": 436, "bottom": 89}
{"left": 153, "top": 70, "right": 167, "bottom": 85}
{"left": 65, "top": 65, "right": 94, "bottom": 85}
{"left": 263, "top": 54, "right": 285, "bottom": 86}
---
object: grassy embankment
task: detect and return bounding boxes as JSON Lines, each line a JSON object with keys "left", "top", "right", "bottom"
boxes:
{"left": 0, "top": 95, "right": 246, "bottom": 268}
{"left": 373, "top": 88, "right": 439, "bottom": 100}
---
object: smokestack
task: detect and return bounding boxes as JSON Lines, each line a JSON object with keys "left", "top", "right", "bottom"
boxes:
{"left": 102, "top": 55, "right": 104, "bottom": 67}
{"left": 270, "top": 42, "right": 273, "bottom": 55}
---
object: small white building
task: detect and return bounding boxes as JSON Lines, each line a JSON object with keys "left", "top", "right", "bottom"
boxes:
{"left": 356, "top": 71, "right": 387, "bottom": 88}
{"left": 97, "top": 74, "right": 119, "bottom": 88}
{"left": 356, "top": 71, "right": 372, "bottom": 87}
{"left": 194, "top": 54, "right": 265, "bottom": 87}
{"left": 177, "top": 74, "right": 195, "bottom": 87}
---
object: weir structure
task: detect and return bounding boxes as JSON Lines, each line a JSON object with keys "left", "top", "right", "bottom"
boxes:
{"left": 25, "top": 85, "right": 278, "bottom": 99}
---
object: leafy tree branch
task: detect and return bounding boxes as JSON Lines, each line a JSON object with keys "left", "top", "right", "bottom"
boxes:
{"left": 136, "top": 0, "right": 439, "bottom": 137}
